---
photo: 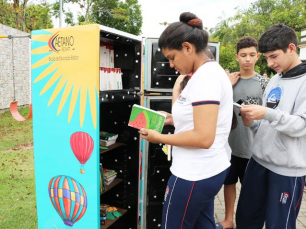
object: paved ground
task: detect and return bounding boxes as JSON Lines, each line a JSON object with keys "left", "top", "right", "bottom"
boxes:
{"left": 214, "top": 183, "right": 306, "bottom": 228}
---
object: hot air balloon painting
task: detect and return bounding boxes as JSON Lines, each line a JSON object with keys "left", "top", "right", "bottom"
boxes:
{"left": 70, "top": 131, "right": 94, "bottom": 174}
{"left": 48, "top": 175, "right": 87, "bottom": 227}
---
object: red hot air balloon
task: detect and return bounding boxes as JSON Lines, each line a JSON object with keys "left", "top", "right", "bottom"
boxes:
{"left": 48, "top": 175, "right": 87, "bottom": 227}
{"left": 70, "top": 132, "right": 94, "bottom": 174}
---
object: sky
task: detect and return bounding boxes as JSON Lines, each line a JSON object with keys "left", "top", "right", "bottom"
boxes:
{"left": 51, "top": 0, "right": 257, "bottom": 37}
{"left": 138, "top": 0, "right": 256, "bottom": 37}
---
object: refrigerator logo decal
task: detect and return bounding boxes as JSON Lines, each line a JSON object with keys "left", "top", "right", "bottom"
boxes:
{"left": 48, "top": 31, "right": 75, "bottom": 53}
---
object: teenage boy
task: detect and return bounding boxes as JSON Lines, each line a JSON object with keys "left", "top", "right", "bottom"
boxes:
{"left": 217, "top": 36, "right": 269, "bottom": 229}
{"left": 236, "top": 24, "right": 306, "bottom": 228}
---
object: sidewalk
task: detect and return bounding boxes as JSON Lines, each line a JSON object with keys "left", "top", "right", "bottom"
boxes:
{"left": 214, "top": 183, "right": 306, "bottom": 228}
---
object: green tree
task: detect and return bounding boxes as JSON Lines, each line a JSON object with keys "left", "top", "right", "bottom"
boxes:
{"left": 0, "top": 1, "right": 15, "bottom": 28}
{"left": 90, "top": 0, "right": 142, "bottom": 35}
{"left": 25, "top": 3, "right": 53, "bottom": 31}
{"left": 210, "top": 0, "right": 306, "bottom": 74}
{"left": 52, "top": 0, "right": 143, "bottom": 35}
{"left": 12, "top": 0, "right": 29, "bottom": 32}
{"left": 51, "top": 0, "right": 94, "bottom": 26}
{"left": 0, "top": 1, "right": 53, "bottom": 32}
{"left": 51, "top": 1, "right": 75, "bottom": 26}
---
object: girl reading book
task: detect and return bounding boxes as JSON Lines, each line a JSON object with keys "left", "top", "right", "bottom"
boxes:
{"left": 140, "top": 12, "right": 233, "bottom": 229}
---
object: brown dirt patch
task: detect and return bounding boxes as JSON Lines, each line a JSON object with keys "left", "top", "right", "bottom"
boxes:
{"left": 3, "top": 142, "right": 33, "bottom": 152}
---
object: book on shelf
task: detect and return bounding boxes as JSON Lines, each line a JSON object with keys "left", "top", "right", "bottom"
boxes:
{"left": 103, "top": 168, "right": 117, "bottom": 178}
{"left": 100, "top": 131, "right": 118, "bottom": 141}
{"left": 100, "top": 163, "right": 107, "bottom": 193}
{"left": 100, "top": 139, "right": 116, "bottom": 147}
{"left": 105, "top": 173, "right": 117, "bottom": 180}
{"left": 105, "top": 175, "right": 116, "bottom": 185}
{"left": 128, "top": 104, "right": 166, "bottom": 133}
{"left": 105, "top": 175, "right": 116, "bottom": 182}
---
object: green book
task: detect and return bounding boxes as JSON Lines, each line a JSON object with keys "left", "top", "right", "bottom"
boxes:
{"left": 128, "top": 104, "right": 166, "bottom": 133}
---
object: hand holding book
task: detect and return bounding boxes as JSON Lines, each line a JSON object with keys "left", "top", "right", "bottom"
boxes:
{"left": 157, "top": 111, "right": 173, "bottom": 126}
{"left": 129, "top": 104, "right": 167, "bottom": 143}
{"left": 128, "top": 104, "right": 166, "bottom": 133}
{"left": 139, "top": 128, "right": 163, "bottom": 144}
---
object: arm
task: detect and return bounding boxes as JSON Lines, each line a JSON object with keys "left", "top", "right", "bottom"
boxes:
{"left": 155, "top": 75, "right": 187, "bottom": 126}
{"left": 140, "top": 104, "right": 218, "bottom": 148}
{"left": 240, "top": 88, "right": 306, "bottom": 138}
{"left": 172, "top": 75, "right": 187, "bottom": 106}
{"left": 263, "top": 107, "right": 306, "bottom": 138}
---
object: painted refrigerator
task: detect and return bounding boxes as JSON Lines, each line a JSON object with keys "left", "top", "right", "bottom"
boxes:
{"left": 32, "top": 24, "right": 142, "bottom": 229}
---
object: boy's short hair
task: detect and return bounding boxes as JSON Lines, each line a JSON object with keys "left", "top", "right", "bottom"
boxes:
{"left": 259, "top": 24, "right": 298, "bottom": 53}
{"left": 236, "top": 36, "right": 258, "bottom": 54}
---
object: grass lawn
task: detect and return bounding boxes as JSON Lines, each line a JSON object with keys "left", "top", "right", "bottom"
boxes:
{"left": 0, "top": 107, "right": 37, "bottom": 229}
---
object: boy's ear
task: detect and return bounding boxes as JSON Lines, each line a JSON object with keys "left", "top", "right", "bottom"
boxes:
{"left": 288, "top": 43, "right": 297, "bottom": 53}
{"left": 256, "top": 53, "right": 261, "bottom": 59}
{"left": 234, "top": 54, "right": 239, "bottom": 61}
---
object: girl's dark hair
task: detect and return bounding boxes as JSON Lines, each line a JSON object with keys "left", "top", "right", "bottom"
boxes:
{"left": 259, "top": 24, "right": 298, "bottom": 53}
{"left": 159, "top": 12, "right": 209, "bottom": 91}
{"left": 158, "top": 12, "right": 209, "bottom": 53}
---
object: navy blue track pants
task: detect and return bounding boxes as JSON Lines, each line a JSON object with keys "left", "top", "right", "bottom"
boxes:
{"left": 162, "top": 169, "right": 228, "bottom": 229}
{"left": 236, "top": 158, "right": 305, "bottom": 229}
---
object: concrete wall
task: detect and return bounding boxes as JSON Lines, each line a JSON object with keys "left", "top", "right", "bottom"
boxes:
{"left": 0, "top": 24, "right": 30, "bottom": 110}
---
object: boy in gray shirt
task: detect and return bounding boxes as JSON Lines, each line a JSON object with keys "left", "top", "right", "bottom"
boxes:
{"left": 237, "top": 24, "right": 306, "bottom": 228}
{"left": 217, "top": 36, "right": 269, "bottom": 229}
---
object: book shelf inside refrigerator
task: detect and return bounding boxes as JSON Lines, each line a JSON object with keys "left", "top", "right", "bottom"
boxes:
{"left": 99, "top": 27, "right": 141, "bottom": 229}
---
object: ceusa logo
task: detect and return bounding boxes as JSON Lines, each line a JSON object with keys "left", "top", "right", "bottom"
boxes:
{"left": 266, "top": 84, "right": 283, "bottom": 109}
{"left": 48, "top": 32, "right": 75, "bottom": 53}
{"left": 280, "top": 192, "right": 289, "bottom": 204}
{"left": 177, "top": 94, "right": 186, "bottom": 104}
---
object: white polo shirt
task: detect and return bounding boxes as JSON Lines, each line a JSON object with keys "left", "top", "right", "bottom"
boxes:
{"left": 171, "top": 61, "right": 233, "bottom": 181}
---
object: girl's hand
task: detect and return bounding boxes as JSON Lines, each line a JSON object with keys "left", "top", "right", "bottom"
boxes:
{"left": 158, "top": 111, "right": 173, "bottom": 126}
{"left": 139, "top": 128, "right": 162, "bottom": 144}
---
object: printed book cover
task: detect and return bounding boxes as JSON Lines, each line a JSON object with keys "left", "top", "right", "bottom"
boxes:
{"left": 128, "top": 104, "right": 166, "bottom": 133}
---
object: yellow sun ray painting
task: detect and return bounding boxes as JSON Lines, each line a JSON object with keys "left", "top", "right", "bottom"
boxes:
{"left": 31, "top": 25, "right": 100, "bottom": 128}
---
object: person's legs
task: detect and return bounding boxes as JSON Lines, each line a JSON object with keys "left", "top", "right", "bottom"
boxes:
{"left": 222, "top": 184, "right": 236, "bottom": 227}
{"left": 194, "top": 198, "right": 215, "bottom": 229}
{"left": 219, "top": 155, "right": 244, "bottom": 228}
{"left": 237, "top": 157, "right": 249, "bottom": 184}
{"left": 161, "top": 170, "right": 227, "bottom": 229}
{"left": 162, "top": 174, "right": 187, "bottom": 229}
{"left": 193, "top": 169, "right": 228, "bottom": 229}
{"left": 265, "top": 172, "right": 305, "bottom": 229}
{"left": 236, "top": 158, "right": 268, "bottom": 229}
{"left": 162, "top": 171, "right": 226, "bottom": 229}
